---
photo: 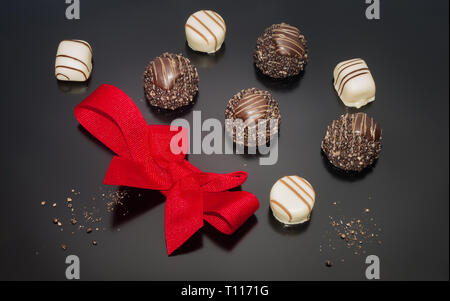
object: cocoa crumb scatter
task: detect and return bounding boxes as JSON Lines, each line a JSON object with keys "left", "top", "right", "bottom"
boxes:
{"left": 43, "top": 187, "right": 130, "bottom": 251}
{"left": 321, "top": 202, "right": 382, "bottom": 266}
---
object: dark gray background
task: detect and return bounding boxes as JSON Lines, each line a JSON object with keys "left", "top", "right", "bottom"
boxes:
{"left": 0, "top": 0, "right": 448, "bottom": 281}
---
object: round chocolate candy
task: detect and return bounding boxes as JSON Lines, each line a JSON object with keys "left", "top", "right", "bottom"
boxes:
{"left": 254, "top": 23, "right": 308, "bottom": 79}
{"left": 225, "top": 88, "right": 281, "bottom": 147}
{"left": 270, "top": 175, "right": 316, "bottom": 225}
{"left": 321, "top": 113, "right": 382, "bottom": 172}
{"left": 185, "top": 10, "right": 226, "bottom": 54}
{"left": 143, "top": 53, "right": 199, "bottom": 110}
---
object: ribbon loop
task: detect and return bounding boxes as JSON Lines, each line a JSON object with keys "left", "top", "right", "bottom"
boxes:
{"left": 75, "top": 84, "right": 149, "bottom": 161}
{"left": 75, "top": 84, "right": 260, "bottom": 255}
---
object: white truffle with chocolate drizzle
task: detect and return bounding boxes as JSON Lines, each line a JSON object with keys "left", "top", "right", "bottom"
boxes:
{"left": 55, "top": 39, "right": 93, "bottom": 82}
{"left": 333, "top": 58, "right": 375, "bottom": 108}
{"left": 270, "top": 176, "right": 316, "bottom": 225}
{"left": 185, "top": 10, "right": 226, "bottom": 54}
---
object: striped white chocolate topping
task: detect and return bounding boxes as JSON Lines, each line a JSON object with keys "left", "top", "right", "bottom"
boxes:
{"left": 185, "top": 10, "right": 226, "bottom": 54}
{"left": 333, "top": 58, "right": 376, "bottom": 109}
{"left": 270, "top": 175, "right": 316, "bottom": 225}
{"left": 55, "top": 40, "right": 93, "bottom": 82}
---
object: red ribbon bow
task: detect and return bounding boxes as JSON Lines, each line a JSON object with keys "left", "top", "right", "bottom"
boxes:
{"left": 74, "top": 84, "right": 259, "bottom": 255}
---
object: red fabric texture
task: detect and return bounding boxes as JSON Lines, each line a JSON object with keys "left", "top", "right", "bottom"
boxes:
{"left": 74, "top": 84, "right": 260, "bottom": 255}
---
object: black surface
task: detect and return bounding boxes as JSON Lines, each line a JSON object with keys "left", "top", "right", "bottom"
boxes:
{"left": 0, "top": 0, "right": 448, "bottom": 281}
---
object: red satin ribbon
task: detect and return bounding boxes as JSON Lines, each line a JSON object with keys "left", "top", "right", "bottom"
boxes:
{"left": 74, "top": 84, "right": 259, "bottom": 255}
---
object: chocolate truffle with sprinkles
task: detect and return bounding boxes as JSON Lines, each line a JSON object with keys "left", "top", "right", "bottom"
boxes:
{"left": 321, "top": 113, "right": 382, "bottom": 172}
{"left": 254, "top": 23, "right": 308, "bottom": 78}
{"left": 225, "top": 88, "right": 281, "bottom": 147}
{"left": 144, "top": 52, "right": 199, "bottom": 110}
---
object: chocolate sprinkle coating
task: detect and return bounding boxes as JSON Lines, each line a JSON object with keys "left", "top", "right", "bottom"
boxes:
{"left": 321, "top": 113, "right": 382, "bottom": 172}
{"left": 144, "top": 53, "right": 199, "bottom": 110}
{"left": 225, "top": 88, "right": 281, "bottom": 147}
{"left": 254, "top": 23, "right": 308, "bottom": 79}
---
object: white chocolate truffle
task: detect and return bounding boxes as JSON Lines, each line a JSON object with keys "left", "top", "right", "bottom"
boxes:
{"left": 333, "top": 58, "right": 376, "bottom": 109}
{"left": 185, "top": 10, "right": 226, "bottom": 54}
{"left": 55, "top": 39, "right": 93, "bottom": 82}
{"left": 270, "top": 176, "right": 316, "bottom": 225}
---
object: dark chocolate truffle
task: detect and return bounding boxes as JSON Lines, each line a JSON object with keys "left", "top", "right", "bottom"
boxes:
{"left": 144, "top": 52, "right": 199, "bottom": 110}
{"left": 225, "top": 88, "right": 281, "bottom": 147}
{"left": 254, "top": 23, "right": 308, "bottom": 79}
{"left": 321, "top": 113, "right": 382, "bottom": 172}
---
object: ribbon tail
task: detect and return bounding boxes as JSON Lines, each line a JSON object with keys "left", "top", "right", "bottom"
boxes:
{"left": 164, "top": 186, "right": 204, "bottom": 255}
{"left": 203, "top": 191, "right": 259, "bottom": 235}
{"left": 197, "top": 171, "right": 248, "bottom": 193}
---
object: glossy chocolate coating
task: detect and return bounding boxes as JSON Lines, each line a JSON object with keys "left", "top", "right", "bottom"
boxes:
{"left": 352, "top": 113, "right": 382, "bottom": 141}
{"left": 234, "top": 94, "right": 269, "bottom": 125}
{"left": 273, "top": 23, "right": 305, "bottom": 56}
{"left": 151, "top": 57, "right": 182, "bottom": 90}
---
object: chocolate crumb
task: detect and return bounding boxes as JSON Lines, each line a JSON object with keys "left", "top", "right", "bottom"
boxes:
{"left": 86, "top": 227, "right": 92, "bottom": 233}
{"left": 61, "top": 244, "right": 67, "bottom": 251}
{"left": 52, "top": 218, "right": 59, "bottom": 224}
{"left": 323, "top": 210, "right": 383, "bottom": 262}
